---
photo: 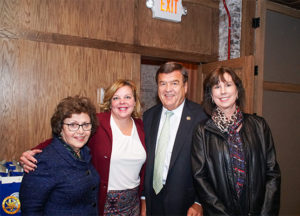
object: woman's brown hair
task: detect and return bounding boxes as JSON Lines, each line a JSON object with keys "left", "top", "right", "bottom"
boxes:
{"left": 202, "top": 66, "right": 245, "bottom": 116}
{"left": 51, "top": 95, "right": 99, "bottom": 136}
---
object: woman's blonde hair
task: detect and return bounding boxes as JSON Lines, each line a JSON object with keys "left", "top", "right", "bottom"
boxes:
{"left": 100, "top": 79, "right": 142, "bottom": 118}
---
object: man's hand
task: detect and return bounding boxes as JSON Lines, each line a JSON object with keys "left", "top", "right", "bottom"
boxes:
{"left": 187, "top": 203, "right": 203, "bottom": 216}
{"left": 140, "top": 199, "right": 146, "bottom": 216}
{"left": 19, "top": 149, "right": 42, "bottom": 173}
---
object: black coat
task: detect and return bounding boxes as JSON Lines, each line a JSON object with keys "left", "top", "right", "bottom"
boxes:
{"left": 191, "top": 114, "right": 281, "bottom": 216}
{"left": 143, "top": 99, "right": 207, "bottom": 215}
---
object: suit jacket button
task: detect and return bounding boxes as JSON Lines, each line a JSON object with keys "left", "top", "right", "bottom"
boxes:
{"left": 92, "top": 202, "right": 96, "bottom": 207}
{"left": 86, "top": 170, "right": 91, "bottom": 176}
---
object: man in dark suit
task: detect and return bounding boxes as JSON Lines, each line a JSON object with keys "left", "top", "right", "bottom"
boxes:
{"left": 142, "top": 62, "right": 207, "bottom": 215}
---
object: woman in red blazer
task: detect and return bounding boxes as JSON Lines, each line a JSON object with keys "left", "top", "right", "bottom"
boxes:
{"left": 20, "top": 80, "right": 147, "bottom": 216}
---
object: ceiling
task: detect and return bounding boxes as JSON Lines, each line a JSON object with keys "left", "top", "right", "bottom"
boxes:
{"left": 269, "top": 0, "right": 300, "bottom": 10}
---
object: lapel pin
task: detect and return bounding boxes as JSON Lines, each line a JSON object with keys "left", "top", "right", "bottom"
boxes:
{"left": 186, "top": 116, "right": 191, "bottom": 120}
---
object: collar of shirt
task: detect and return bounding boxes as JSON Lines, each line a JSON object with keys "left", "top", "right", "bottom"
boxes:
{"left": 161, "top": 99, "right": 185, "bottom": 118}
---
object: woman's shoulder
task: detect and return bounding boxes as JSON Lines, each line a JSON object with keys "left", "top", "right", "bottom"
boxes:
{"left": 133, "top": 117, "right": 143, "bottom": 124}
{"left": 133, "top": 117, "right": 144, "bottom": 131}
{"left": 194, "top": 118, "right": 211, "bottom": 131}
{"left": 242, "top": 113, "right": 271, "bottom": 133}
{"left": 96, "top": 112, "right": 111, "bottom": 129}
{"left": 35, "top": 138, "right": 68, "bottom": 165}
{"left": 97, "top": 111, "right": 110, "bottom": 120}
{"left": 243, "top": 113, "right": 267, "bottom": 125}
{"left": 27, "top": 144, "right": 57, "bottom": 175}
{"left": 35, "top": 142, "right": 55, "bottom": 160}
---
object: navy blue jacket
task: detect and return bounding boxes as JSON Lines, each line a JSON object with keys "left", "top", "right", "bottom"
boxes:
{"left": 20, "top": 136, "right": 100, "bottom": 216}
{"left": 143, "top": 99, "right": 208, "bottom": 215}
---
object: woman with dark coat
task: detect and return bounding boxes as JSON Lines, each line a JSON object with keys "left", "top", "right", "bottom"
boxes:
{"left": 20, "top": 96, "right": 100, "bottom": 215}
{"left": 191, "top": 67, "right": 281, "bottom": 215}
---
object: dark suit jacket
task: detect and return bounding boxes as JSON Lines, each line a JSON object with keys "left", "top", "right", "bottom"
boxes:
{"left": 20, "top": 136, "right": 100, "bottom": 215}
{"left": 143, "top": 99, "right": 207, "bottom": 215}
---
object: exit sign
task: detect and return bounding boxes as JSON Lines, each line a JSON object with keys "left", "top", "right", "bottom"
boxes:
{"left": 146, "top": 0, "right": 187, "bottom": 23}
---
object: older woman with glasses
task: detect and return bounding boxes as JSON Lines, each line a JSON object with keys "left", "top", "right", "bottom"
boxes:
{"left": 20, "top": 96, "right": 100, "bottom": 215}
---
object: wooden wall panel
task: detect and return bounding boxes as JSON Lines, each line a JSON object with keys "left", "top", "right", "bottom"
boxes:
{"left": 0, "top": 0, "right": 219, "bottom": 161}
{"left": 240, "top": 0, "right": 256, "bottom": 56}
{"left": 2, "top": 0, "right": 135, "bottom": 44}
{"left": 0, "top": 38, "right": 140, "bottom": 160}
{"left": 182, "top": 63, "right": 201, "bottom": 104}
{"left": 136, "top": 1, "right": 219, "bottom": 56}
{"left": 1, "top": 0, "right": 218, "bottom": 62}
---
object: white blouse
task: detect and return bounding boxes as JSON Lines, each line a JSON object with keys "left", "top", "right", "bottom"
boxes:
{"left": 108, "top": 116, "right": 146, "bottom": 190}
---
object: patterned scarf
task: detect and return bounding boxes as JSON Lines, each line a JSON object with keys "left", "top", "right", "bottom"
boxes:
{"left": 212, "top": 106, "right": 246, "bottom": 197}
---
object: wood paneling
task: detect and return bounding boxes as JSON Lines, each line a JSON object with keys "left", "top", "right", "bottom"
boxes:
{"left": 0, "top": 0, "right": 219, "bottom": 161}
{"left": 264, "top": 81, "right": 300, "bottom": 93}
{"left": 137, "top": 1, "right": 219, "bottom": 56}
{"left": 0, "top": 27, "right": 216, "bottom": 63}
{"left": 0, "top": 38, "right": 140, "bottom": 160}
{"left": 182, "top": 63, "right": 202, "bottom": 104}
{"left": 184, "top": 0, "right": 219, "bottom": 9}
{"left": 267, "top": 0, "right": 300, "bottom": 16}
{"left": 240, "top": 0, "right": 256, "bottom": 57}
{"left": 254, "top": 0, "right": 267, "bottom": 116}
{"left": 1, "top": 0, "right": 219, "bottom": 62}
{"left": 1, "top": 0, "right": 136, "bottom": 44}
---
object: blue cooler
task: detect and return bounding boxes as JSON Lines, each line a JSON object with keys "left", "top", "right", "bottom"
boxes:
{"left": 0, "top": 161, "right": 23, "bottom": 216}
{"left": 0, "top": 164, "right": 8, "bottom": 177}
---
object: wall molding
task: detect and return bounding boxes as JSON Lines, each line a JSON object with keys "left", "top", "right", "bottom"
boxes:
{"left": 267, "top": 1, "right": 300, "bottom": 19}
{"left": 0, "top": 26, "right": 217, "bottom": 63}
{"left": 264, "top": 81, "right": 300, "bottom": 93}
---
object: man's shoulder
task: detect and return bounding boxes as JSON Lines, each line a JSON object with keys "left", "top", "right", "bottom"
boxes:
{"left": 185, "top": 99, "right": 203, "bottom": 110}
{"left": 185, "top": 99, "right": 207, "bottom": 114}
{"left": 144, "top": 103, "right": 162, "bottom": 116}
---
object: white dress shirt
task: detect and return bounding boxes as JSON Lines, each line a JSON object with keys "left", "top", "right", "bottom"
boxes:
{"left": 156, "top": 100, "right": 185, "bottom": 184}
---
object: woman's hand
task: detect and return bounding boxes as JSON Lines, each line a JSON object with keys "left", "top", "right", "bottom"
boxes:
{"left": 19, "top": 149, "right": 42, "bottom": 173}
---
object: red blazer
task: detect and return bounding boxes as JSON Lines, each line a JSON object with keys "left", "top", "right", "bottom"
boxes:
{"left": 35, "top": 112, "right": 146, "bottom": 215}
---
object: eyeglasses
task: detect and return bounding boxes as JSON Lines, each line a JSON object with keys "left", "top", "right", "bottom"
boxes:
{"left": 63, "top": 123, "right": 92, "bottom": 131}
